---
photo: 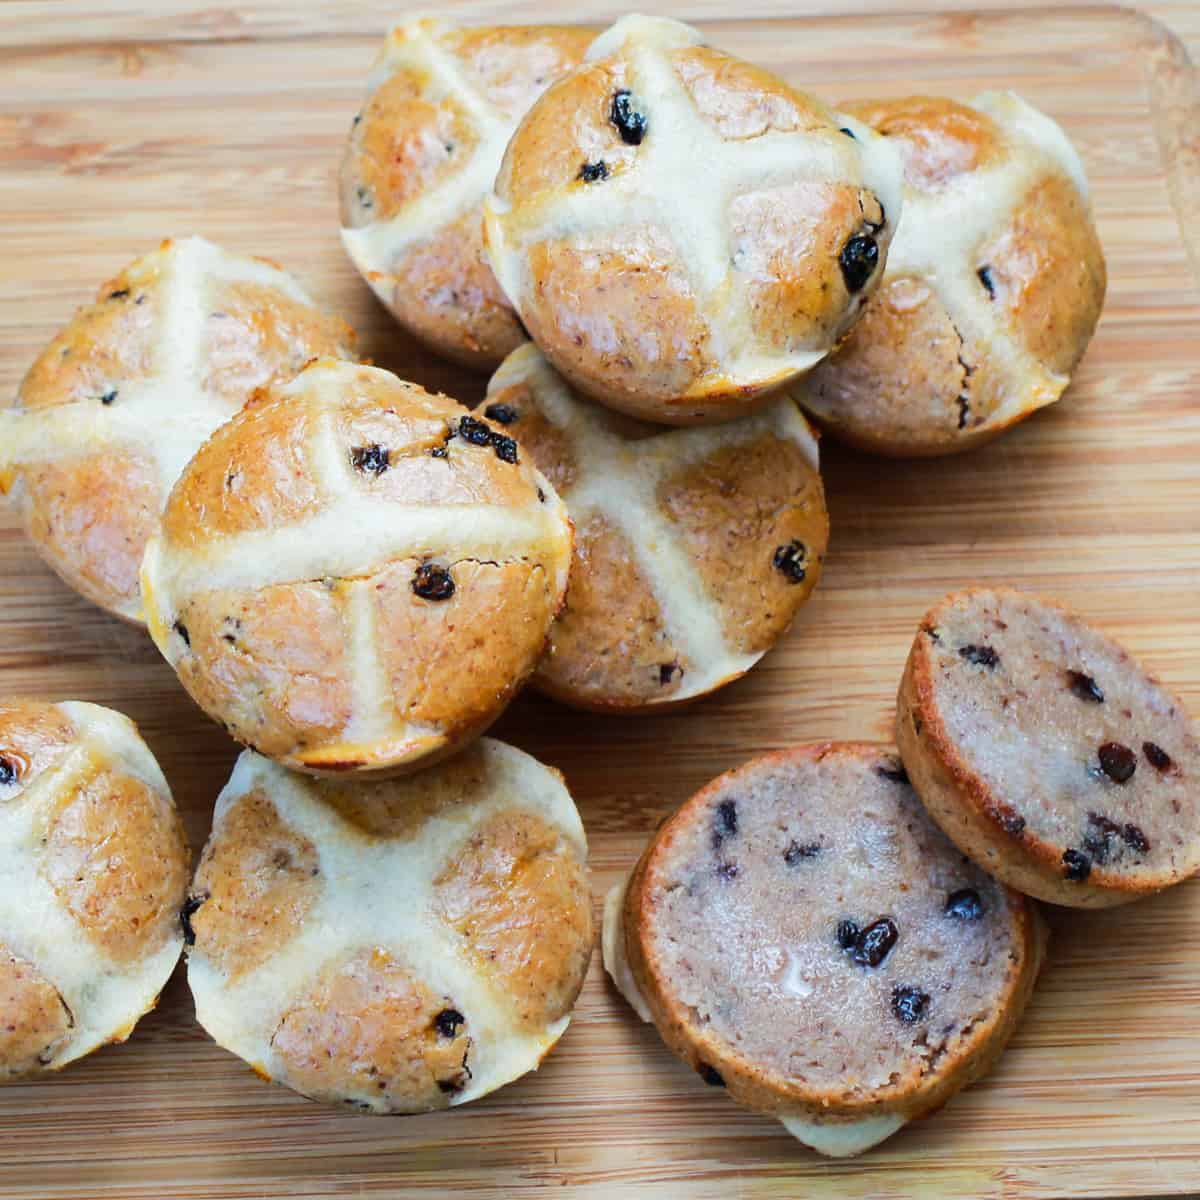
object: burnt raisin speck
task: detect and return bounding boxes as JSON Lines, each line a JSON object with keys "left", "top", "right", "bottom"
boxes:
{"left": 0, "top": 757, "right": 16, "bottom": 788}
{"left": 1085, "top": 813, "right": 1147, "bottom": 858}
{"left": 850, "top": 917, "right": 899, "bottom": 968}
{"left": 172, "top": 620, "right": 190, "bottom": 648}
{"left": 491, "top": 434, "right": 518, "bottom": 464}
{"left": 430, "top": 446, "right": 448, "bottom": 459}
{"left": 997, "top": 808, "right": 1026, "bottom": 837}
{"left": 715, "top": 800, "right": 738, "bottom": 840}
{"left": 537, "top": 487, "right": 546, "bottom": 503}
{"left": 180, "top": 895, "right": 205, "bottom": 946}
{"left": 959, "top": 644, "right": 999, "bottom": 669}
{"left": 107, "top": 288, "right": 131, "bottom": 301}
{"left": 457, "top": 416, "right": 493, "bottom": 447}
{"left": 483, "top": 403, "right": 519, "bottom": 425}
{"left": 1067, "top": 670, "right": 1105, "bottom": 704}
{"left": 773, "top": 540, "right": 807, "bottom": 583}
{"left": 876, "top": 763, "right": 910, "bottom": 786}
{"left": 412, "top": 562, "right": 455, "bottom": 602}
{"left": 836, "top": 919, "right": 860, "bottom": 951}
{"left": 892, "top": 985, "right": 931, "bottom": 1025}
{"left": 610, "top": 89, "right": 648, "bottom": 145}
{"left": 1063, "top": 848, "right": 1092, "bottom": 881}
{"left": 698, "top": 1063, "right": 725, "bottom": 1087}
{"left": 784, "top": 840, "right": 821, "bottom": 865}
{"left": 839, "top": 126, "right": 857, "bottom": 139}
{"left": 945, "top": 888, "right": 985, "bottom": 921}
{"left": 579, "top": 160, "right": 609, "bottom": 183}
{"left": 1123, "top": 823, "right": 1150, "bottom": 854}
{"left": 1084, "top": 812, "right": 1121, "bottom": 864}
{"left": 1144, "top": 741, "right": 1173, "bottom": 772}
{"left": 350, "top": 444, "right": 390, "bottom": 475}
{"left": 977, "top": 266, "right": 996, "bottom": 299}
{"left": 956, "top": 395, "right": 970, "bottom": 430}
{"left": 435, "top": 1009, "right": 465, "bottom": 1039}
{"left": 659, "top": 662, "right": 679, "bottom": 685}
{"left": 100, "top": 389, "right": 118, "bottom": 406}
{"left": 839, "top": 234, "right": 878, "bottom": 293}
{"left": 456, "top": 416, "right": 519, "bottom": 463}
{"left": 356, "top": 187, "right": 373, "bottom": 209}
{"left": 1098, "top": 742, "right": 1137, "bottom": 784}
{"left": 437, "top": 1077, "right": 465, "bottom": 1095}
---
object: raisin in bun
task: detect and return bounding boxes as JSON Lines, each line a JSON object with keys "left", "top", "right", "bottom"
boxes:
{"left": 478, "top": 345, "right": 828, "bottom": 710}
{"left": 603, "top": 742, "right": 1045, "bottom": 1156}
{"left": 340, "top": 20, "right": 592, "bottom": 369}
{"left": 0, "top": 700, "right": 189, "bottom": 1078}
{"left": 482, "top": 15, "right": 903, "bottom": 425}
{"left": 140, "top": 358, "right": 572, "bottom": 777}
{"left": 796, "top": 94, "right": 1106, "bottom": 456}
{"left": 0, "top": 237, "right": 355, "bottom": 624}
{"left": 898, "top": 589, "right": 1200, "bottom": 907}
{"left": 186, "top": 739, "right": 591, "bottom": 1112}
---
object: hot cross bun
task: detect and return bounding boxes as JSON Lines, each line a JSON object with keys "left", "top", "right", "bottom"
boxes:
{"left": 0, "top": 700, "right": 188, "bottom": 1078}
{"left": 604, "top": 742, "right": 1044, "bottom": 1155}
{"left": 340, "top": 19, "right": 592, "bottom": 369}
{"left": 478, "top": 345, "right": 828, "bottom": 710}
{"left": 796, "top": 94, "right": 1106, "bottom": 455}
{"left": 483, "top": 15, "right": 903, "bottom": 424}
{"left": 0, "top": 237, "right": 355, "bottom": 623}
{"left": 140, "top": 358, "right": 572, "bottom": 776}
{"left": 186, "top": 739, "right": 592, "bottom": 1112}
{"left": 898, "top": 589, "right": 1200, "bottom": 906}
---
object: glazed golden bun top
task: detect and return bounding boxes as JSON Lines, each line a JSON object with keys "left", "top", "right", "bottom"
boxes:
{"left": 0, "top": 237, "right": 355, "bottom": 622}
{"left": 795, "top": 93, "right": 1106, "bottom": 456}
{"left": 480, "top": 344, "right": 828, "bottom": 711}
{"left": 0, "top": 699, "right": 188, "bottom": 1077}
{"left": 186, "top": 740, "right": 592, "bottom": 1112}
{"left": 340, "top": 19, "right": 593, "bottom": 369}
{"left": 483, "top": 14, "right": 904, "bottom": 424}
{"left": 141, "top": 358, "right": 572, "bottom": 777}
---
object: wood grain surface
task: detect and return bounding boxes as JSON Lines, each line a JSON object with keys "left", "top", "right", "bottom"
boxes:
{"left": 2, "top": 5, "right": 1199, "bottom": 1198}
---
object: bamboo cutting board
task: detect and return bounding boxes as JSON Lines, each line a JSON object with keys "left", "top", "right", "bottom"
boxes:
{"left": 1, "top": 5, "right": 1199, "bottom": 1197}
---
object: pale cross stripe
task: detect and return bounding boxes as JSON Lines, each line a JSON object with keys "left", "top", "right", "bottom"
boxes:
{"left": 484, "top": 14, "right": 904, "bottom": 390}
{"left": 0, "top": 236, "right": 322, "bottom": 489}
{"left": 188, "top": 743, "right": 587, "bottom": 1110}
{"left": 489, "top": 344, "right": 820, "bottom": 700}
{"left": 841, "top": 90, "right": 1094, "bottom": 423}
{"left": 0, "top": 702, "right": 181, "bottom": 1068}
{"left": 142, "top": 360, "right": 570, "bottom": 751}
{"left": 340, "top": 19, "right": 519, "bottom": 279}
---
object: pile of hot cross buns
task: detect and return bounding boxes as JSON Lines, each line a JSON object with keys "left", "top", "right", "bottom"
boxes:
{"left": 2, "top": 13, "right": 1195, "bottom": 1160}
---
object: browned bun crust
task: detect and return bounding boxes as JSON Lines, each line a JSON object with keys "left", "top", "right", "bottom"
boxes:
{"left": 798, "top": 94, "right": 1106, "bottom": 457}
{"left": 141, "top": 359, "right": 573, "bottom": 777}
{"left": 340, "top": 20, "right": 593, "bottom": 369}
{"left": 0, "top": 238, "right": 355, "bottom": 623}
{"left": 478, "top": 346, "right": 828, "bottom": 712}
{"left": 483, "top": 15, "right": 902, "bottom": 424}
{"left": 0, "top": 699, "right": 189, "bottom": 1076}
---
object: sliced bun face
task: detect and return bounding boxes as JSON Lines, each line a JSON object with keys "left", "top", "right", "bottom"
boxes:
{"left": 604, "top": 741, "right": 1045, "bottom": 1155}
{"left": 899, "top": 588, "right": 1200, "bottom": 906}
